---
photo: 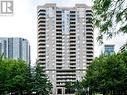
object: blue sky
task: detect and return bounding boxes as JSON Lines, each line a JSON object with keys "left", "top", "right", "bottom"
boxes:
{"left": 0, "top": 0, "right": 126, "bottom": 65}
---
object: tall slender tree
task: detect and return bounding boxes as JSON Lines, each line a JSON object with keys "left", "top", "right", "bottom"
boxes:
{"left": 32, "top": 65, "right": 52, "bottom": 95}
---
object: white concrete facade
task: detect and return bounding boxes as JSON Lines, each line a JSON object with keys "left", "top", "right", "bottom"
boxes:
{"left": 37, "top": 3, "right": 94, "bottom": 95}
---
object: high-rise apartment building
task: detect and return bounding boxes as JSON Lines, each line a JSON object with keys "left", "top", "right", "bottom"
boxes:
{"left": 0, "top": 37, "right": 31, "bottom": 64}
{"left": 37, "top": 3, "right": 94, "bottom": 95}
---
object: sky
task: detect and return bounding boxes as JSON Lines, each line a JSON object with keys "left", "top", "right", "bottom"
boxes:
{"left": 0, "top": 0, "right": 127, "bottom": 65}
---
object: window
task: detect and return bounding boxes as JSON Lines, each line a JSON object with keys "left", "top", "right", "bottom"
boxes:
{"left": 56, "top": 11, "right": 62, "bottom": 13}
{"left": 70, "top": 11, "right": 75, "bottom": 13}
{"left": 57, "top": 89, "right": 62, "bottom": 94}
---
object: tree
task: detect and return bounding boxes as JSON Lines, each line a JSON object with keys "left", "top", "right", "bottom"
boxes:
{"left": 82, "top": 51, "right": 127, "bottom": 94}
{"left": 65, "top": 81, "right": 76, "bottom": 94}
{"left": 0, "top": 55, "right": 52, "bottom": 95}
{"left": 0, "top": 56, "right": 8, "bottom": 94}
{"left": 65, "top": 81, "right": 87, "bottom": 95}
{"left": 0, "top": 56, "right": 30, "bottom": 95}
{"left": 32, "top": 65, "right": 52, "bottom": 95}
{"left": 5, "top": 60, "right": 30, "bottom": 94}
{"left": 93, "top": 0, "right": 127, "bottom": 43}
{"left": 0, "top": 54, "right": 52, "bottom": 95}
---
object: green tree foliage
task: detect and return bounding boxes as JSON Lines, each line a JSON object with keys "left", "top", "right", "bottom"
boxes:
{"left": 0, "top": 57, "right": 29, "bottom": 94}
{"left": 65, "top": 81, "right": 86, "bottom": 95}
{"left": 32, "top": 65, "right": 52, "bottom": 95}
{"left": 83, "top": 51, "right": 127, "bottom": 94}
{"left": 93, "top": 0, "right": 127, "bottom": 43}
{"left": 0, "top": 56, "right": 52, "bottom": 95}
{"left": 65, "top": 81, "right": 76, "bottom": 94}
